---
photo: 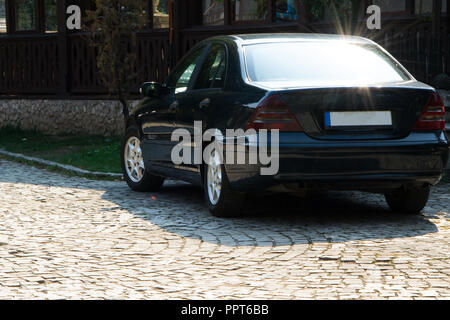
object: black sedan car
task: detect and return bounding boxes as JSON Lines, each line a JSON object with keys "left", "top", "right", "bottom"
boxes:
{"left": 121, "top": 33, "right": 449, "bottom": 217}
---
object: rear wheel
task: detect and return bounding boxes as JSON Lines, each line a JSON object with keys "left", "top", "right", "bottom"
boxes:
{"left": 384, "top": 185, "right": 430, "bottom": 215}
{"left": 204, "top": 149, "right": 244, "bottom": 217}
{"left": 121, "top": 126, "right": 164, "bottom": 192}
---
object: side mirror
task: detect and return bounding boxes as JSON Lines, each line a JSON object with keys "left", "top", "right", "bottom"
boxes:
{"left": 140, "top": 82, "right": 164, "bottom": 98}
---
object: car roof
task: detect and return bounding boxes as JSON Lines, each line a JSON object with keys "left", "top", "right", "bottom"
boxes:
{"left": 209, "top": 33, "right": 376, "bottom": 46}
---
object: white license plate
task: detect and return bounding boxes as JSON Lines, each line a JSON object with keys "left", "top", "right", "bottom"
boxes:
{"left": 325, "top": 111, "right": 393, "bottom": 128}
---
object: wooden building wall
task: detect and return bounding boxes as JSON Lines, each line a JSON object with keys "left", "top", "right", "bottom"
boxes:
{"left": 0, "top": 0, "right": 448, "bottom": 98}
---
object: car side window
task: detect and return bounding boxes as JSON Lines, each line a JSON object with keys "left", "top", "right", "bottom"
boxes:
{"left": 166, "top": 46, "right": 205, "bottom": 94}
{"left": 193, "top": 44, "right": 227, "bottom": 90}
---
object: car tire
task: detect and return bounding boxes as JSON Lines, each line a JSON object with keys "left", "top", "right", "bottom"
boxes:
{"left": 384, "top": 185, "right": 430, "bottom": 215}
{"left": 204, "top": 149, "right": 245, "bottom": 218}
{"left": 121, "top": 126, "right": 164, "bottom": 192}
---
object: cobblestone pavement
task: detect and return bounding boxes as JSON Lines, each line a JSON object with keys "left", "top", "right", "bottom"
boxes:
{"left": 0, "top": 159, "right": 449, "bottom": 299}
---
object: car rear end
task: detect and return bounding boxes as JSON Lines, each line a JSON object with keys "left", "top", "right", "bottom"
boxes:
{"left": 225, "top": 36, "right": 449, "bottom": 193}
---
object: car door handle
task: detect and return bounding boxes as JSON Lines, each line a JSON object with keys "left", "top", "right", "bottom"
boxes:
{"left": 199, "top": 98, "right": 211, "bottom": 109}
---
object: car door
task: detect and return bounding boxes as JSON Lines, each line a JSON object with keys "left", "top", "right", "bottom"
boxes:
{"left": 172, "top": 42, "right": 229, "bottom": 173}
{"left": 140, "top": 45, "right": 207, "bottom": 174}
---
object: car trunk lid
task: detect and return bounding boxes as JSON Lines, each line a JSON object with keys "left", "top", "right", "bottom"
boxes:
{"left": 279, "top": 85, "right": 433, "bottom": 140}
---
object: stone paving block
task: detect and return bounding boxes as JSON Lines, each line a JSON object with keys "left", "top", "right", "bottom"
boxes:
{"left": 0, "top": 159, "right": 449, "bottom": 299}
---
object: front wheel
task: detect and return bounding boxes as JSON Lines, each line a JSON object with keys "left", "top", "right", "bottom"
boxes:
{"left": 204, "top": 150, "right": 244, "bottom": 217}
{"left": 121, "top": 126, "right": 164, "bottom": 192}
{"left": 384, "top": 185, "right": 430, "bottom": 215}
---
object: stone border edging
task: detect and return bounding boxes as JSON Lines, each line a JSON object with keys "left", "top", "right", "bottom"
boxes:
{"left": 0, "top": 148, "right": 448, "bottom": 181}
{"left": 0, "top": 148, "right": 123, "bottom": 179}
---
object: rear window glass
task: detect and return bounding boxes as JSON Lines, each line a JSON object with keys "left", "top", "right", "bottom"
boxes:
{"left": 244, "top": 42, "right": 410, "bottom": 86}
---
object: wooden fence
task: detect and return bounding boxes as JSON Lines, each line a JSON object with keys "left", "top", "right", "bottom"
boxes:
{"left": 0, "top": 17, "right": 448, "bottom": 97}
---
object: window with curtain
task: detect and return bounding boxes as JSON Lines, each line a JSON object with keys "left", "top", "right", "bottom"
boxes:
{"left": 153, "top": 0, "right": 169, "bottom": 28}
{"left": 45, "top": 0, "right": 57, "bottom": 32}
{"left": 321, "top": 0, "right": 353, "bottom": 23}
{"left": 415, "top": 0, "right": 447, "bottom": 14}
{"left": 0, "top": 0, "right": 6, "bottom": 33}
{"left": 275, "top": 0, "right": 299, "bottom": 22}
{"left": 15, "top": 0, "right": 36, "bottom": 31}
{"left": 372, "top": 0, "right": 406, "bottom": 13}
{"left": 203, "top": 0, "right": 225, "bottom": 25}
{"left": 234, "top": 0, "right": 267, "bottom": 22}
{"left": 308, "top": 0, "right": 353, "bottom": 23}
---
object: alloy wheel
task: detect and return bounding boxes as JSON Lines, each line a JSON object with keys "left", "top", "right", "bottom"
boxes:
{"left": 124, "top": 136, "right": 145, "bottom": 183}
{"left": 206, "top": 150, "right": 222, "bottom": 205}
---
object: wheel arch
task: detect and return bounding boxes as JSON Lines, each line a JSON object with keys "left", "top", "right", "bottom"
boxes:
{"left": 125, "top": 115, "right": 144, "bottom": 139}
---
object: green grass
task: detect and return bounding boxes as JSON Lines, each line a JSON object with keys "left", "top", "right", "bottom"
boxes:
{"left": 0, "top": 127, "right": 122, "bottom": 174}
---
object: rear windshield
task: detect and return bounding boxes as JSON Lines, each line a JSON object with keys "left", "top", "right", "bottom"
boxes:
{"left": 244, "top": 42, "right": 410, "bottom": 86}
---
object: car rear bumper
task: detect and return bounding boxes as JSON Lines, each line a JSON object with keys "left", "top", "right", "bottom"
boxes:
{"left": 224, "top": 131, "right": 449, "bottom": 192}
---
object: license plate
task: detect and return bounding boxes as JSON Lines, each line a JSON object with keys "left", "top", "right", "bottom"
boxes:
{"left": 325, "top": 111, "right": 392, "bottom": 128}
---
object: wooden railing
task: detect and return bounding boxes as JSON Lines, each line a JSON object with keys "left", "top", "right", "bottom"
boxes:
{"left": 0, "top": 30, "right": 170, "bottom": 97}
{"left": 136, "top": 30, "right": 171, "bottom": 88}
{"left": 0, "top": 16, "right": 448, "bottom": 97}
{"left": 67, "top": 30, "right": 171, "bottom": 94}
{"left": 0, "top": 34, "right": 59, "bottom": 94}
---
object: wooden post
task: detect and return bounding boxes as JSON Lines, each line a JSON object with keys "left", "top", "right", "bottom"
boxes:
{"left": 350, "top": 0, "right": 362, "bottom": 35}
{"left": 267, "top": 0, "right": 275, "bottom": 23}
{"left": 433, "top": 0, "right": 442, "bottom": 76}
{"left": 224, "top": 0, "right": 232, "bottom": 25}
{"left": 57, "top": 0, "right": 68, "bottom": 96}
{"left": 37, "top": 0, "right": 45, "bottom": 33}
{"left": 447, "top": 0, "right": 450, "bottom": 74}
{"left": 406, "top": 0, "right": 415, "bottom": 16}
{"left": 297, "top": 0, "right": 309, "bottom": 32}
{"left": 5, "top": 0, "right": 13, "bottom": 34}
{"left": 433, "top": 0, "right": 442, "bottom": 35}
{"left": 170, "top": 0, "right": 184, "bottom": 68}
{"left": 148, "top": 0, "right": 154, "bottom": 28}
{"left": 169, "top": 0, "right": 174, "bottom": 68}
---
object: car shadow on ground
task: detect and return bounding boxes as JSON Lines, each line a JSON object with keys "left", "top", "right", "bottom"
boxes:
{"left": 101, "top": 180, "right": 443, "bottom": 246}
{"left": 0, "top": 160, "right": 442, "bottom": 247}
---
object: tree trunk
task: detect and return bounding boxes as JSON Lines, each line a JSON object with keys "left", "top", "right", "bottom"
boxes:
{"left": 118, "top": 93, "right": 129, "bottom": 129}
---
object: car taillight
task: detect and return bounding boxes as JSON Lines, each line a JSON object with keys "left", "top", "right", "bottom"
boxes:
{"left": 245, "top": 94, "right": 303, "bottom": 132}
{"left": 413, "top": 92, "right": 446, "bottom": 130}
